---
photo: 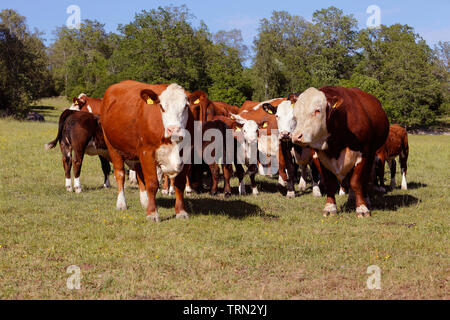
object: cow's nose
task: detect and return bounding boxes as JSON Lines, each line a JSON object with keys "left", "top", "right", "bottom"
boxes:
{"left": 292, "top": 132, "right": 303, "bottom": 144}
{"left": 167, "top": 126, "right": 182, "bottom": 139}
{"left": 281, "top": 131, "right": 291, "bottom": 139}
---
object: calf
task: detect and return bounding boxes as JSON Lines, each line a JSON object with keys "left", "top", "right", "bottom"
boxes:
{"left": 101, "top": 81, "right": 193, "bottom": 222}
{"left": 375, "top": 124, "right": 409, "bottom": 192}
{"left": 45, "top": 109, "right": 111, "bottom": 193}
{"left": 292, "top": 87, "right": 389, "bottom": 218}
{"left": 262, "top": 100, "right": 322, "bottom": 198}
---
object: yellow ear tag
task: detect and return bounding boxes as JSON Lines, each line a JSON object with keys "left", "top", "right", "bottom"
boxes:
{"left": 263, "top": 122, "right": 268, "bottom": 128}
{"left": 147, "top": 98, "right": 154, "bottom": 105}
{"left": 74, "top": 101, "right": 78, "bottom": 105}
{"left": 268, "top": 110, "right": 273, "bottom": 115}
{"left": 332, "top": 102, "right": 338, "bottom": 109}
{"left": 235, "top": 127, "right": 241, "bottom": 132}
{"left": 194, "top": 99, "right": 200, "bottom": 104}
{"left": 291, "top": 103, "right": 295, "bottom": 109}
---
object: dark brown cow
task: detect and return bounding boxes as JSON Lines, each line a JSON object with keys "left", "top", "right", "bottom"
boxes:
{"left": 101, "top": 80, "right": 193, "bottom": 221}
{"left": 375, "top": 124, "right": 409, "bottom": 192}
{"left": 292, "top": 87, "right": 389, "bottom": 218}
{"left": 45, "top": 110, "right": 111, "bottom": 193}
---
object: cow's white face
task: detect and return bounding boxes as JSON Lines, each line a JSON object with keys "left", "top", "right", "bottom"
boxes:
{"left": 242, "top": 120, "right": 259, "bottom": 144}
{"left": 159, "top": 84, "right": 189, "bottom": 141}
{"left": 275, "top": 101, "right": 296, "bottom": 140}
{"left": 292, "top": 88, "right": 329, "bottom": 150}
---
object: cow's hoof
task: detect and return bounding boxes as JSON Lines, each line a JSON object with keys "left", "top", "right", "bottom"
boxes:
{"left": 298, "top": 180, "right": 307, "bottom": 192}
{"left": 116, "top": 204, "right": 127, "bottom": 211}
{"left": 252, "top": 188, "right": 259, "bottom": 196}
{"left": 146, "top": 213, "right": 160, "bottom": 222}
{"left": 176, "top": 211, "right": 189, "bottom": 220}
{"left": 390, "top": 181, "right": 396, "bottom": 189}
{"left": 161, "top": 189, "right": 169, "bottom": 195}
{"left": 356, "top": 205, "right": 371, "bottom": 218}
{"left": 66, "top": 187, "right": 73, "bottom": 193}
{"left": 103, "top": 183, "right": 110, "bottom": 189}
{"left": 312, "top": 186, "right": 322, "bottom": 197}
{"left": 169, "top": 187, "right": 175, "bottom": 195}
{"left": 323, "top": 203, "right": 337, "bottom": 217}
{"left": 224, "top": 192, "right": 232, "bottom": 198}
{"left": 278, "top": 176, "right": 286, "bottom": 187}
{"left": 286, "top": 191, "right": 295, "bottom": 199}
{"left": 185, "top": 186, "right": 193, "bottom": 195}
{"left": 338, "top": 188, "right": 346, "bottom": 196}
{"left": 74, "top": 187, "right": 82, "bottom": 194}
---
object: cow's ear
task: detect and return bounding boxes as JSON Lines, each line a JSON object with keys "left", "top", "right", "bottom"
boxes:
{"left": 327, "top": 96, "right": 344, "bottom": 110}
{"left": 140, "top": 89, "right": 160, "bottom": 106}
{"left": 189, "top": 90, "right": 208, "bottom": 105}
{"left": 288, "top": 93, "right": 299, "bottom": 105}
{"left": 232, "top": 123, "right": 244, "bottom": 133}
{"left": 260, "top": 122, "right": 269, "bottom": 129}
{"left": 262, "top": 103, "right": 277, "bottom": 115}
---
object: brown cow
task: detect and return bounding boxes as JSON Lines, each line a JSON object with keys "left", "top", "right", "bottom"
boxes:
{"left": 292, "top": 87, "right": 389, "bottom": 218}
{"left": 45, "top": 110, "right": 111, "bottom": 193}
{"left": 101, "top": 80, "right": 193, "bottom": 221}
{"left": 375, "top": 124, "right": 409, "bottom": 192}
{"left": 70, "top": 93, "right": 103, "bottom": 115}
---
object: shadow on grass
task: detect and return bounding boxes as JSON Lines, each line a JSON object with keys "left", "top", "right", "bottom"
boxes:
{"left": 341, "top": 194, "right": 420, "bottom": 213}
{"left": 156, "top": 197, "right": 278, "bottom": 221}
{"left": 404, "top": 182, "right": 427, "bottom": 190}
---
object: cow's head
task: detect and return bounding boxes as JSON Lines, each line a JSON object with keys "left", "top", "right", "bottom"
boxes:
{"left": 141, "top": 84, "right": 189, "bottom": 142}
{"left": 69, "top": 96, "right": 87, "bottom": 111}
{"left": 291, "top": 87, "right": 343, "bottom": 150}
{"left": 231, "top": 114, "right": 259, "bottom": 144}
{"left": 263, "top": 101, "right": 295, "bottom": 141}
{"left": 188, "top": 90, "right": 214, "bottom": 122}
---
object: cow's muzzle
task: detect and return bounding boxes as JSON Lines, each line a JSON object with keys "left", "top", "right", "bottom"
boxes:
{"left": 167, "top": 126, "right": 184, "bottom": 142}
{"left": 292, "top": 132, "right": 304, "bottom": 145}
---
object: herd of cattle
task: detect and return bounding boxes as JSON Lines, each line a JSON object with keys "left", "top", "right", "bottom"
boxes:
{"left": 45, "top": 80, "right": 409, "bottom": 220}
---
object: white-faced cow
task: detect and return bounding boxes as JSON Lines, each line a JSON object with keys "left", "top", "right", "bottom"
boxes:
{"left": 292, "top": 87, "right": 389, "bottom": 218}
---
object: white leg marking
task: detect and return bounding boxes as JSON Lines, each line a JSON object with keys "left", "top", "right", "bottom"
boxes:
{"left": 116, "top": 190, "right": 127, "bottom": 210}
{"left": 356, "top": 205, "right": 370, "bottom": 218}
{"left": 278, "top": 175, "right": 286, "bottom": 187}
{"left": 169, "top": 185, "right": 175, "bottom": 195}
{"left": 339, "top": 187, "right": 346, "bottom": 196}
{"left": 147, "top": 211, "right": 160, "bottom": 222}
{"left": 239, "top": 180, "right": 246, "bottom": 196}
{"left": 252, "top": 187, "right": 259, "bottom": 196}
{"left": 104, "top": 176, "right": 111, "bottom": 188}
{"left": 65, "top": 178, "right": 73, "bottom": 192}
{"left": 286, "top": 191, "right": 295, "bottom": 198}
{"left": 176, "top": 211, "right": 189, "bottom": 220}
{"left": 74, "top": 177, "right": 82, "bottom": 193}
{"left": 401, "top": 173, "right": 408, "bottom": 190}
{"left": 323, "top": 203, "right": 337, "bottom": 217}
{"left": 140, "top": 190, "right": 149, "bottom": 209}
{"left": 185, "top": 185, "right": 193, "bottom": 195}
{"left": 298, "top": 176, "right": 307, "bottom": 191}
{"left": 312, "top": 184, "right": 322, "bottom": 197}
{"left": 161, "top": 189, "right": 169, "bottom": 195}
{"left": 129, "top": 170, "right": 137, "bottom": 185}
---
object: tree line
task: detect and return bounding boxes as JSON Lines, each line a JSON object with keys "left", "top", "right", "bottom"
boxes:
{"left": 0, "top": 6, "right": 448, "bottom": 127}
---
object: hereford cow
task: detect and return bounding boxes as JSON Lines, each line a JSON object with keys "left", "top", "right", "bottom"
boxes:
{"left": 375, "top": 124, "right": 409, "bottom": 192}
{"left": 262, "top": 100, "right": 323, "bottom": 198}
{"left": 45, "top": 110, "right": 111, "bottom": 193}
{"left": 101, "top": 81, "right": 193, "bottom": 221}
{"left": 70, "top": 93, "right": 103, "bottom": 114}
{"left": 292, "top": 87, "right": 389, "bottom": 218}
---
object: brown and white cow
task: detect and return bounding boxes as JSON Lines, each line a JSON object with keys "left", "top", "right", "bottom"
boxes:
{"left": 45, "top": 109, "right": 111, "bottom": 193}
{"left": 70, "top": 93, "right": 103, "bottom": 115}
{"left": 292, "top": 87, "right": 389, "bottom": 218}
{"left": 101, "top": 81, "right": 193, "bottom": 221}
{"left": 262, "top": 99, "right": 323, "bottom": 198}
{"left": 375, "top": 124, "right": 409, "bottom": 192}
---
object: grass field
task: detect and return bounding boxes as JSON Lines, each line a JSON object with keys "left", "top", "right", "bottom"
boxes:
{"left": 0, "top": 97, "right": 448, "bottom": 299}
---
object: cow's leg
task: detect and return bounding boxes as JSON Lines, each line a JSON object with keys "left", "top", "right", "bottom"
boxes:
{"left": 161, "top": 174, "right": 169, "bottom": 195}
{"left": 298, "top": 164, "right": 308, "bottom": 192}
{"left": 135, "top": 164, "right": 148, "bottom": 210}
{"left": 281, "top": 142, "right": 296, "bottom": 198}
{"left": 138, "top": 150, "right": 160, "bottom": 221}
{"left": 235, "top": 164, "right": 246, "bottom": 195}
{"left": 185, "top": 175, "right": 193, "bottom": 195}
{"left": 389, "top": 159, "right": 397, "bottom": 189}
{"left": 169, "top": 178, "right": 175, "bottom": 195}
{"left": 61, "top": 143, "right": 73, "bottom": 192}
{"left": 350, "top": 158, "right": 371, "bottom": 218}
{"left": 174, "top": 164, "right": 189, "bottom": 219}
{"left": 104, "top": 137, "right": 127, "bottom": 210}
{"left": 374, "top": 155, "right": 386, "bottom": 193}
{"left": 209, "top": 163, "right": 220, "bottom": 196}
{"left": 249, "top": 164, "right": 259, "bottom": 195}
{"left": 99, "top": 156, "right": 111, "bottom": 188}
{"left": 322, "top": 167, "right": 338, "bottom": 217}
{"left": 400, "top": 153, "right": 408, "bottom": 190}
{"left": 310, "top": 161, "right": 322, "bottom": 197}
{"left": 223, "top": 164, "right": 233, "bottom": 198}
{"left": 278, "top": 147, "right": 288, "bottom": 187}
{"left": 72, "top": 149, "right": 85, "bottom": 194}
{"left": 129, "top": 170, "right": 138, "bottom": 186}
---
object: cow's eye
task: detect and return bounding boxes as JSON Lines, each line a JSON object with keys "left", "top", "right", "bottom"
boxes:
{"left": 314, "top": 109, "right": 320, "bottom": 116}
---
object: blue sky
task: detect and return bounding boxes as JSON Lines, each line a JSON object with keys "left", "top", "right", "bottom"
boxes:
{"left": 2, "top": 0, "right": 449, "bottom": 49}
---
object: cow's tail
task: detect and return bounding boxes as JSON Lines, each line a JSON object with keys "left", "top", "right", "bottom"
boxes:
{"left": 45, "top": 109, "right": 74, "bottom": 150}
